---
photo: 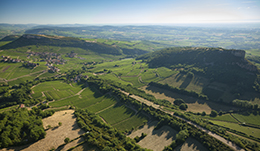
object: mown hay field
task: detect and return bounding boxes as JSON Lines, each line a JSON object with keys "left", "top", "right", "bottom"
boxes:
{"left": 128, "top": 121, "right": 178, "bottom": 151}
{"left": 174, "top": 137, "right": 209, "bottom": 151}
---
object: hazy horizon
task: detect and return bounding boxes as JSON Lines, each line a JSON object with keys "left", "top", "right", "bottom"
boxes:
{"left": 1, "top": 0, "right": 260, "bottom": 25}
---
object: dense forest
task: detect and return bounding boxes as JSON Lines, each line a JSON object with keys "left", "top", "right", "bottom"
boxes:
{"left": 0, "top": 108, "right": 54, "bottom": 148}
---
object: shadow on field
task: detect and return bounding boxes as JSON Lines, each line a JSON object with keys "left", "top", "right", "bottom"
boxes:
{"left": 55, "top": 144, "right": 65, "bottom": 151}
{"left": 145, "top": 85, "right": 238, "bottom": 112}
{"left": 89, "top": 86, "right": 103, "bottom": 98}
{"left": 179, "top": 77, "right": 192, "bottom": 89}
{"left": 113, "top": 102, "right": 136, "bottom": 117}
{"left": 174, "top": 137, "right": 208, "bottom": 151}
{"left": 175, "top": 73, "right": 184, "bottom": 82}
{"left": 151, "top": 125, "right": 176, "bottom": 139}
{"left": 2, "top": 144, "right": 32, "bottom": 151}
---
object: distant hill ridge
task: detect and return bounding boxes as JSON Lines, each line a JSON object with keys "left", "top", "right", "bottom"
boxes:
{"left": 0, "top": 34, "right": 124, "bottom": 55}
{"left": 0, "top": 34, "right": 149, "bottom": 56}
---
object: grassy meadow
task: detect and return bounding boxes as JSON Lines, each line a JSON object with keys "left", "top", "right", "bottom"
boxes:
{"left": 209, "top": 120, "right": 260, "bottom": 138}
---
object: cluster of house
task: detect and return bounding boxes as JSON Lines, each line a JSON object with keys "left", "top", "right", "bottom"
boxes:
{"left": 1, "top": 56, "right": 21, "bottom": 63}
{"left": 27, "top": 51, "right": 66, "bottom": 65}
{"left": 45, "top": 63, "right": 60, "bottom": 73}
{"left": 23, "top": 61, "right": 38, "bottom": 68}
{"left": 66, "top": 51, "right": 77, "bottom": 58}
{"left": 70, "top": 74, "right": 88, "bottom": 83}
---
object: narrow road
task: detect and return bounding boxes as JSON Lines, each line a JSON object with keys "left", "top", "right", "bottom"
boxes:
{"left": 118, "top": 88, "right": 245, "bottom": 151}
{"left": 7, "top": 70, "right": 46, "bottom": 81}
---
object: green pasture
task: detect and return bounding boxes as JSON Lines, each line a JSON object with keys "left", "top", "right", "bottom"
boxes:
{"left": 32, "top": 81, "right": 83, "bottom": 100}
{"left": 49, "top": 86, "right": 104, "bottom": 108}
{"left": 0, "top": 41, "right": 12, "bottom": 47}
{"left": 0, "top": 50, "right": 27, "bottom": 59}
{"left": 99, "top": 73, "right": 132, "bottom": 85}
{"left": 200, "top": 114, "right": 238, "bottom": 123}
{"left": 113, "top": 113, "right": 149, "bottom": 131}
{"left": 139, "top": 69, "right": 160, "bottom": 83}
{"left": 246, "top": 49, "right": 260, "bottom": 57}
{"left": 156, "top": 67, "right": 178, "bottom": 78}
{"left": 120, "top": 76, "right": 143, "bottom": 87}
{"left": 210, "top": 120, "right": 260, "bottom": 138}
{"left": 98, "top": 103, "right": 136, "bottom": 125}
{"left": 232, "top": 113, "right": 260, "bottom": 126}
{"left": 0, "top": 62, "right": 47, "bottom": 83}
{"left": 86, "top": 95, "right": 117, "bottom": 113}
{"left": 8, "top": 73, "right": 40, "bottom": 85}
{"left": 49, "top": 95, "right": 80, "bottom": 108}
{"left": 38, "top": 72, "right": 57, "bottom": 78}
{"left": 90, "top": 58, "right": 135, "bottom": 73}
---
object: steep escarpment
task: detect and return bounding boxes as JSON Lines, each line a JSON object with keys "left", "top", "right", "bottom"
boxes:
{"left": 137, "top": 47, "right": 260, "bottom": 93}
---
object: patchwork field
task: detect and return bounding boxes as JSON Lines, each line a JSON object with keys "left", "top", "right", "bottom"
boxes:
{"left": 89, "top": 59, "right": 176, "bottom": 87}
{"left": 0, "top": 62, "right": 47, "bottom": 85}
{"left": 32, "top": 81, "right": 83, "bottom": 100}
{"left": 128, "top": 121, "right": 178, "bottom": 151}
{"left": 49, "top": 86, "right": 103, "bottom": 108}
{"left": 48, "top": 85, "right": 149, "bottom": 131}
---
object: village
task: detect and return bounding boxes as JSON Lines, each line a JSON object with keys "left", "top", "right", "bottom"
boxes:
{"left": 1, "top": 53, "right": 62, "bottom": 73}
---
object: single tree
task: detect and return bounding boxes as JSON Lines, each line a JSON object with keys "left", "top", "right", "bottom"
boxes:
{"left": 210, "top": 110, "right": 218, "bottom": 117}
{"left": 64, "top": 137, "right": 70, "bottom": 144}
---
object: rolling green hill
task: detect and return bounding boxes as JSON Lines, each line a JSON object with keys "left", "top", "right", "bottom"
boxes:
{"left": 0, "top": 34, "right": 148, "bottom": 56}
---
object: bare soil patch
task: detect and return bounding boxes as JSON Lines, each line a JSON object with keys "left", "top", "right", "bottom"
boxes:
{"left": 174, "top": 137, "right": 209, "bottom": 151}
{"left": 128, "top": 121, "right": 177, "bottom": 151}
{"left": 1, "top": 110, "right": 85, "bottom": 151}
{"left": 59, "top": 137, "right": 84, "bottom": 151}
{"left": 187, "top": 101, "right": 212, "bottom": 114}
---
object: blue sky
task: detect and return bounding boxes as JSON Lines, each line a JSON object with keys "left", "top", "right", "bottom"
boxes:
{"left": 0, "top": 0, "right": 259, "bottom": 24}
